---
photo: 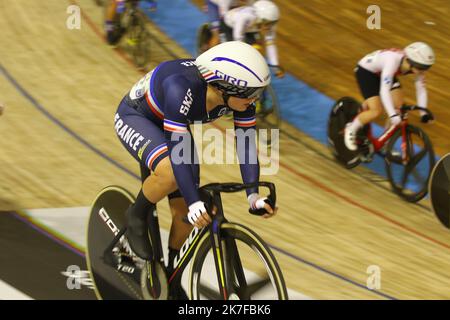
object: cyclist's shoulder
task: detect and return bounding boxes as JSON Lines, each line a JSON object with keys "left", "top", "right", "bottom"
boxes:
{"left": 157, "top": 60, "right": 206, "bottom": 99}
{"left": 156, "top": 59, "right": 200, "bottom": 82}
{"left": 225, "top": 5, "right": 255, "bottom": 17}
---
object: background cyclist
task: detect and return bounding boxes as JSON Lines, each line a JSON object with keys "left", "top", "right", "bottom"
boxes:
{"left": 204, "top": 0, "right": 253, "bottom": 48}
{"left": 104, "top": 0, "right": 156, "bottom": 45}
{"left": 345, "top": 42, "right": 435, "bottom": 151}
{"left": 114, "top": 41, "right": 277, "bottom": 299}
{"left": 221, "top": 0, "right": 285, "bottom": 78}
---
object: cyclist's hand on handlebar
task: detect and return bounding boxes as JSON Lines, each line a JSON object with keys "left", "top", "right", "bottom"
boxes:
{"left": 262, "top": 201, "right": 278, "bottom": 219}
{"left": 421, "top": 113, "right": 434, "bottom": 124}
{"left": 188, "top": 201, "right": 212, "bottom": 228}
{"left": 390, "top": 114, "right": 402, "bottom": 127}
{"left": 248, "top": 194, "right": 278, "bottom": 219}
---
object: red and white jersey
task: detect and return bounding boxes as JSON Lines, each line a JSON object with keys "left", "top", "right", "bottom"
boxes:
{"left": 358, "top": 49, "right": 428, "bottom": 116}
{"left": 223, "top": 6, "right": 279, "bottom": 67}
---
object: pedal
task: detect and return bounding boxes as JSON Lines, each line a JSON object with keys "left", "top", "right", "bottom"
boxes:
{"left": 358, "top": 138, "right": 374, "bottom": 163}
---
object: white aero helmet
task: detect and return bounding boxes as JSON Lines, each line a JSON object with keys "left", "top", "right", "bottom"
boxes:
{"left": 196, "top": 41, "right": 271, "bottom": 99}
{"left": 404, "top": 42, "right": 435, "bottom": 70}
{"left": 253, "top": 0, "right": 280, "bottom": 24}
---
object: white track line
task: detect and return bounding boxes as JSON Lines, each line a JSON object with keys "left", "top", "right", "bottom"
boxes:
{"left": 0, "top": 280, "right": 33, "bottom": 300}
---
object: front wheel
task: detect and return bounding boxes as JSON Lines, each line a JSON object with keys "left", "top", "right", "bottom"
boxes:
{"left": 385, "top": 125, "right": 435, "bottom": 202}
{"left": 189, "top": 222, "right": 288, "bottom": 300}
{"left": 256, "top": 85, "right": 281, "bottom": 131}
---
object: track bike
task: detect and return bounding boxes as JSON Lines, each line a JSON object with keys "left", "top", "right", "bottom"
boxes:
{"left": 328, "top": 97, "right": 435, "bottom": 202}
{"left": 104, "top": 0, "right": 156, "bottom": 68}
{"left": 86, "top": 181, "right": 288, "bottom": 300}
{"left": 196, "top": 23, "right": 282, "bottom": 134}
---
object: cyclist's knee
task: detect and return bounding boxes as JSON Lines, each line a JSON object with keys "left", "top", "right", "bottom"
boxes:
{"left": 365, "top": 97, "right": 384, "bottom": 118}
{"left": 152, "top": 157, "right": 178, "bottom": 192}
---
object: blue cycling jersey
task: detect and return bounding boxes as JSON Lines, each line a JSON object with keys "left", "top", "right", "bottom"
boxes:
{"left": 117, "top": 59, "right": 259, "bottom": 206}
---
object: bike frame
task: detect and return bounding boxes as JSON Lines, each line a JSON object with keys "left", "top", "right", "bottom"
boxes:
{"left": 362, "top": 105, "right": 430, "bottom": 164}
{"left": 146, "top": 188, "right": 236, "bottom": 300}
{"left": 145, "top": 182, "right": 275, "bottom": 300}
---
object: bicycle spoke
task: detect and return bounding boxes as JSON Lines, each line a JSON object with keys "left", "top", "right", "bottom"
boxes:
{"left": 198, "top": 284, "right": 222, "bottom": 300}
{"left": 241, "top": 277, "right": 271, "bottom": 297}
{"left": 409, "top": 148, "right": 428, "bottom": 167}
{"left": 411, "top": 168, "right": 426, "bottom": 185}
{"left": 401, "top": 166, "right": 410, "bottom": 188}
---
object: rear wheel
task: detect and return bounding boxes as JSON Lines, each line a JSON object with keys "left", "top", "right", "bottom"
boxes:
{"left": 86, "top": 186, "right": 142, "bottom": 299}
{"left": 327, "top": 97, "right": 363, "bottom": 169}
{"left": 189, "top": 223, "right": 288, "bottom": 300}
{"left": 385, "top": 125, "right": 435, "bottom": 202}
{"left": 86, "top": 186, "right": 168, "bottom": 299}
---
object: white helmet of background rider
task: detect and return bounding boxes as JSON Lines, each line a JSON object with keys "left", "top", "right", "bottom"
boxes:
{"left": 195, "top": 41, "right": 271, "bottom": 99}
{"left": 253, "top": 0, "right": 280, "bottom": 24}
{"left": 404, "top": 42, "right": 435, "bottom": 71}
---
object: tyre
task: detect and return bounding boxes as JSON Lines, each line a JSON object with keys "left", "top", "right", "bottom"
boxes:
{"left": 86, "top": 186, "right": 168, "bottom": 299}
{"left": 86, "top": 186, "right": 142, "bottom": 299}
{"left": 188, "top": 223, "right": 288, "bottom": 300}
{"left": 385, "top": 125, "right": 435, "bottom": 202}
{"left": 429, "top": 153, "right": 450, "bottom": 228}
{"left": 327, "top": 97, "right": 363, "bottom": 169}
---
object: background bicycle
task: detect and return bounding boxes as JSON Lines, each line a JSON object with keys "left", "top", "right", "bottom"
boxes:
{"left": 328, "top": 97, "right": 435, "bottom": 202}
{"left": 103, "top": 0, "right": 156, "bottom": 68}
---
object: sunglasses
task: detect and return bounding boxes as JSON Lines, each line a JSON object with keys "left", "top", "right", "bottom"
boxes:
{"left": 214, "top": 82, "right": 266, "bottom": 99}
{"left": 407, "top": 59, "right": 431, "bottom": 71}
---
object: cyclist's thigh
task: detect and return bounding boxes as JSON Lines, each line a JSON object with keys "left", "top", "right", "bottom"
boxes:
{"left": 115, "top": 99, "right": 200, "bottom": 197}
{"left": 355, "top": 65, "right": 380, "bottom": 101}
{"left": 365, "top": 95, "right": 383, "bottom": 113}
{"left": 115, "top": 98, "right": 168, "bottom": 173}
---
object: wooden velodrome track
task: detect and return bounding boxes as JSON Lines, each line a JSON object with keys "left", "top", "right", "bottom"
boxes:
{"left": 0, "top": 0, "right": 449, "bottom": 299}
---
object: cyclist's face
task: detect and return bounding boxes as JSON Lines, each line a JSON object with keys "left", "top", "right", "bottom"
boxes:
{"left": 411, "top": 66, "right": 427, "bottom": 75}
{"left": 403, "top": 58, "right": 429, "bottom": 75}
{"left": 258, "top": 21, "right": 277, "bottom": 32}
{"left": 227, "top": 96, "right": 257, "bottom": 112}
